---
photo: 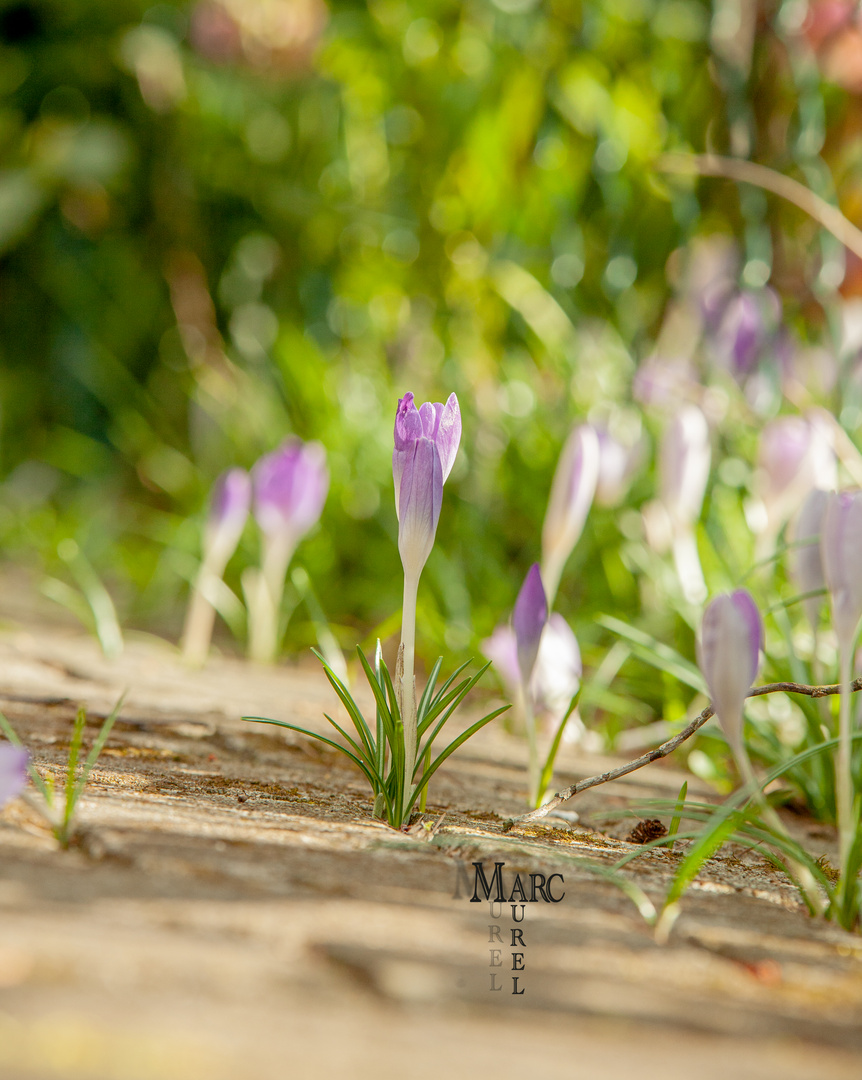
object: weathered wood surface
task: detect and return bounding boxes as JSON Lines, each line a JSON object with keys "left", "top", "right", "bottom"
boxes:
{"left": 0, "top": 624, "right": 860, "bottom": 1080}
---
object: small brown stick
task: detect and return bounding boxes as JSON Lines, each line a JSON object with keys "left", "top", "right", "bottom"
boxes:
{"left": 507, "top": 677, "right": 862, "bottom": 828}
{"left": 656, "top": 152, "right": 862, "bottom": 262}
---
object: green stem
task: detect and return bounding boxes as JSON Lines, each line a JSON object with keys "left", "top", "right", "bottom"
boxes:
{"left": 400, "top": 571, "right": 419, "bottom": 801}
{"left": 523, "top": 687, "right": 540, "bottom": 808}
{"left": 735, "top": 731, "right": 824, "bottom": 916}
{"left": 837, "top": 645, "right": 854, "bottom": 878}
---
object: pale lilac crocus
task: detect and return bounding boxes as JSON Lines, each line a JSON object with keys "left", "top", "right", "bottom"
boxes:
{"left": 0, "top": 743, "right": 28, "bottom": 809}
{"left": 541, "top": 424, "right": 599, "bottom": 607}
{"left": 697, "top": 590, "right": 823, "bottom": 912}
{"left": 247, "top": 439, "right": 329, "bottom": 663}
{"left": 182, "top": 468, "right": 252, "bottom": 665}
{"left": 659, "top": 404, "right": 710, "bottom": 603}
{"left": 697, "top": 591, "right": 762, "bottom": 770}
{"left": 821, "top": 490, "right": 862, "bottom": 874}
{"left": 790, "top": 487, "right": 830, "bottom": 635}
{"left": 393, "top": 392, "right": 461, "bottom": 788}
{"left": 593, "top": 423, "right": 645, "bottom": 508}
{"left": 484, "top": 566, "right": 582, "bottom": 806}
{"left": 754, "top": 415, "right": 835, "bottom": 554}
{"left": 511, "top": 564, "right": 550, "bottom": 806}
{"left": 513, "top": 563, "right": 547, "bottom": 685}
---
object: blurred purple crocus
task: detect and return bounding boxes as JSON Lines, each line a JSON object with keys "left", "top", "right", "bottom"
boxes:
{"left": 659, "top": 404, "right": 710, "bottom": 603}
{"left": 755, "top": 415, "right": 835, "bottom": 552}
{"left": 541, "top": 424, "right": 599, "bottom": 607}
{"left": 393, "top": 392, "right": 461, "bottom": 788}
{"left": 483, "top": 565, "right": 582, "bottom": 806}
{"left": 0, "top": 743, "right": 28, "bottom": 809}
{"left": 182, "top": 467, "right": 252, "bottom": 665}
{"left": 593, "top": 423, "right": 645, "bottom": 508}
{"left": 513, "top": 563, "right": 547, "bottom": 685}
{"left": 697, "top": 590, "right": 762, "bottom": 768}
{"left": 791, "top": 487, "right": 830, "bottom": 633}
{"left": 253, "top": 439, "right": 329, "bottom": 547}
{"left": 821, "top": 489, "right": 862, "bottom": 873}
{"left": 820, "top": 491, "right": 862, "bottom": 651}
{"left": 247, "top": 439, "right": 329, "bottom": 663}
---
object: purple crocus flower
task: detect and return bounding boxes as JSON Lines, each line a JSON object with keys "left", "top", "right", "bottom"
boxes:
{"left": 821, "top": 490, "right": 862, "bottom": 649}
{"left": 392, "top": 392, "right": 461, "bottom": 579}
{"left": 659, "top": 405, "right": 710, "bottom": 527}
{"left": 697, "top": 590, "right": 762, "bottom": 760}
{"left": 541, "top": 424, "right": 599, "bottom": 606}
{"left": 392, "top": 391, "right": 461, "bottom": 788}
{"left": 246, "top": 438, "right": 329, "bottom": 664}
{"left": 513, "top": 564, "right": 548, "bottom": 685}
{"left": 0, "top": 743, "right": 28, "bottom": 808}
{"left": 205, "top": 467, "right": 252, "bottom": 562}
{"left": 755, "top": 415, "right": 835, "bottom": 547}
{"left": 182, "top": 467, "right": 252, "bottom": 665}
{"left": 593, "top": 423, "right": 645, "bottom": 508}
{"left": 791, "top": 487, "right": 830, "bottom": 632}
{"left": 253, "top": 439, "right": 329, "bottom": 545}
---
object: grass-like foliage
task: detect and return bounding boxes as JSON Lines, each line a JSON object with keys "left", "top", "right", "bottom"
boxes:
{"left": 0, "top": 697, "right": 124, "bottom": 848}
{"left": 609, "top": 733, "right": 862, "bottom": 933}
{"left": 244, "top": 644, "right": 509, "bottom": 829}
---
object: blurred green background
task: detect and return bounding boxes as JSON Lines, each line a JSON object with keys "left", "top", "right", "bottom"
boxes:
{"left": 2, "top": 0, "right": 862, "bottom": 777}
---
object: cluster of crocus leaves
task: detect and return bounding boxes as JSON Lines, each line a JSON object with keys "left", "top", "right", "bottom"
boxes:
{"left": 695, "top": 484, "right": 862, "bottom": 928}
{"left": 182, "top": 439, "right": 329, "bottom": 665}
{"left": 244, "top": 393, "right": 509, "bottom": 829}
{"left": 0, "top": 699, "right": 122, "bottom": 848}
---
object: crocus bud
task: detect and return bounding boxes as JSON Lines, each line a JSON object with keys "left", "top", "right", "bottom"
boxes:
{"left": 204, "top": 468, "right": 252, "bottom": 564}
{"left": 531, "top": 613, "right": 582, "bottom": 726}
{"left": 246, "top": 438, "right": 329, "bottom": 664}
{"left": 821, "top": 490, "right": 862, "bottom": 649}
{"left": 791, "top": 487, "right": 829, "bottom": 632}
{"left": 0, "top": 743, "right": 28, "bottom": 808}
{"left": 481, "top": 624, "right": 520, "bottom": 696}
{"left": 697, "top": 591, "right": 762, "bottom": 759}
{"left": 392, "top": 392, "right": 461, "bottom": 578}
{"left": 253, "top": 439, "right": 329, "bottom": 548}
{"left": 513, "top": 564, "right": 548, "bottom": 685}
{"left": 593, "top": 423, "right": 645, "bottom": 508}
{"left": 659, "top": 405, "right": 710, "bottom": 603}
{"left": 755, "top": 415, "right": 836, "bottom": 545}
{"left": 659, "top": 405, "right": 710, "bottom": 527}
{"left": 541, "top": 424, "right": 599, "bottom": 606}
{"left": 715, "top": 292, "right": 767, "bottom": 377}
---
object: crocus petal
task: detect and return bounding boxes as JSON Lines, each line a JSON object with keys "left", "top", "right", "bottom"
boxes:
{"left": 756, "top": 416, "right": 836, "bottom": 537}
{"left": 791, "top": 487, "right": 829, "bottom": 629}
{"left": 659, "top": 405, "right": 710, "bottom": 526}
{"left": 253, "top": 439, "right": 329, "bottom": 542}
{"left": 697, "top": 590, "right": 762, "bottom": 752}
{"left": 821, "top": 490, "right": 862, "bottom": 648}
{"left": 541, "top": 424, "right": 599, "bottom": 601}
{"left": 0, "top": 743, "right": 28, "bottom": 809}
{"left": 530, "top": 614, "right": 581, "bottom": 718}
{"left": 205, "top": 467, "right": 251, "bottom": 561}
{"left": 513, "top": 563, "right": 548, "bottom": 685}
{"left": 434, "top": 393, "right": 462, "bottom": 483}
{"left": 481, "top": 624, "right": 520, "bottom": 695}
{"left": 393, "top": 392, "right": 461, "bottom": 520}
{"left": 397, "top": 436, "right": 443, "bottom": 580}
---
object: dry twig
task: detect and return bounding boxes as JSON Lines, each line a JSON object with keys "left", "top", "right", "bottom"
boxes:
{"left": 506, "top": 677, "right": 862, "bottom": 828}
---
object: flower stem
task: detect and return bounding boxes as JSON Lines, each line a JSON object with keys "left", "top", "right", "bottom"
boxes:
{"left": 735, "top": 734, "right": 824, "bottom": 916}
{"left": 837, "top": 644, "right": 854, "bottom": 882}
{"left": 400, "top": 571, "right": 419, "bottom": 799}
{"left": 248, "top": 534, "right": 295, "bottom": 663}
{"left": 524, "top": 688, "right": 540, "bottom": 808}
{"left": 182, "top": 550, "right": 229, "bottom": 665}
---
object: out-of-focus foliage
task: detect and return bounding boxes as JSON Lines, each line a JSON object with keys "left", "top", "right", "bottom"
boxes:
{"left": 3, "top": 0, "right": 862, "bottom": 787}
